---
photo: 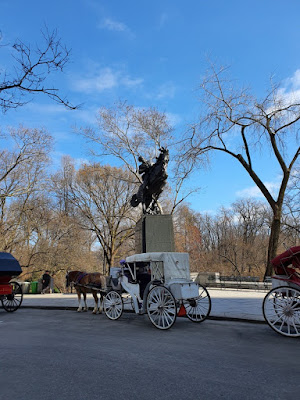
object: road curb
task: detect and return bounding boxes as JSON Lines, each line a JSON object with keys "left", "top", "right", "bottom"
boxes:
{"left": 19, "top": 305, "right": 266, "bottom": 324}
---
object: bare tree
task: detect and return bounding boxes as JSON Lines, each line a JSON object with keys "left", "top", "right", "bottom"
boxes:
{"left": 0, "top": 126, "right": 52, "bottom": 196}
{"left": 183, "top": 65, "right": 300, "bottom": 277}
{"left": 173, "top": 204, "right": 202, "bottom": 272}
{"left": 11, "top": 193, "right": 97, "bottom": 289}
{"left": 82, "top": 101, "right": 172, "bottom": 177}
{"left": 232, "top": 199, "right": 269, "bottom": 245}
{"left": 282, "top": 166, "right": 300, "bottom": 239}
{"left": 51, "top": 155, "right": 76, "bottom": 215}
{"left": 0, "top": 27, "right": 77, "bottom": 112}
{"left": 80, "top": 100, "right": 197, "bottom": 213}
{"left": 0, "top": 126, "right": 52, "bottom": 251}
{"left": 67, "top": 163, "right": 137, "bottom": 272}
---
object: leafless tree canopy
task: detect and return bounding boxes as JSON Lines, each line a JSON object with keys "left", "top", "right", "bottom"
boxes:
{"left": 61, "top": 162, "right": 138, "bottom": 272}
{"left": 0, "top": 27, "right": 77, "bottom": 112}
{"left": 80, "top": 100, "right": 199, "bottom": 214}
{"left": 81, "top": 101, "right": 172, "bottom": 179}
{"left": 181, "top": 64, "right": 300, "bottom": 276}
{"left": 0, "top": 127, "right": 52, "bottom": 254}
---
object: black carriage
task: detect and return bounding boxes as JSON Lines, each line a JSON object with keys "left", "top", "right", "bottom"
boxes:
{"left": 0, "top": 253, "right": 23, "bottom": 312}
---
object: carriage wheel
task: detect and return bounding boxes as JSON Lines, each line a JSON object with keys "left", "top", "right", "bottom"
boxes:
{"left": 1, "top": 282, "right": 23, "bottom": 312}
{"left": 146, "top": 286, "right": 176, "bottom": 330}
{"left": 183, "top": 285, "right": 211, "bottom": 323}
{"left": 263, "top": 286, "right": 300, "bottom": 337}
{"left": 103, "top": 291, "right": 123, "bottom": 320}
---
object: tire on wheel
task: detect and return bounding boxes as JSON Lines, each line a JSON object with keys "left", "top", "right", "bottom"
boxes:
{"left": 146, "top": 285, "right": 176, "bottom": 330}
{"left": 263, "top": 285, "right": 300, "bottom": 337}
{"left": 1, "top": 281, "right": 23, "bottom": 312}
{"left": 183, "top": 284, "right": 211, "bottom": 323}
{"left": 103, "top": 290, "right": 123, "bottom": 320}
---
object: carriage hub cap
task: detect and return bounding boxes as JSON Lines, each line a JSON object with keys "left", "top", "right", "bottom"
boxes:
{"left": 283, "top": 305, "right": 294, "bottom": 317}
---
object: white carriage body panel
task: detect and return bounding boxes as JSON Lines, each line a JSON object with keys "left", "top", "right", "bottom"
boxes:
{"left": 125, "top": 252, "right": 190, "bottom": 283}
{"left": 272, "top": 276, "right": 300, "bottom": 290}
{"left": 167, "top": 279, "right": 199, "bottom": 300}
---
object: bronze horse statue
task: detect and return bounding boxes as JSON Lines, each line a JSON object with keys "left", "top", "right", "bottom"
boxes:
{"left": 130, "top": 147, "right": 169, "bottom": 214}
{"left": 66, "top": 271, "right": 106, "bottom": 314}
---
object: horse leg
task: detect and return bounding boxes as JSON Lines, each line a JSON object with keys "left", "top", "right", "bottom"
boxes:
{"left": 98, "top": 294, "right": 103, "bottom": 314}
{"left": 92, "top": 291, "right": 99, "bottom": 314}
{"left": 83, "top": 291, "right": 88, "bottom": 311}
{"left": 77, "top": 290, "right": 82, "bottom": 312}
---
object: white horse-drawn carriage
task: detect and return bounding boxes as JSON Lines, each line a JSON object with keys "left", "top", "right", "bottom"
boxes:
{"left": 103, "top": 252, "right": 211, "bottom": 330}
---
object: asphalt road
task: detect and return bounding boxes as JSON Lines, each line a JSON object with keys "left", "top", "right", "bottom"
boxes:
{"left": 0, "top": 309, "right": 299, "bottom": 400}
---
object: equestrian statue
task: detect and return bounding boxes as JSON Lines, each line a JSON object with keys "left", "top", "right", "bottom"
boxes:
{"left": 130, "top": 147, "right": 169, "bottom": 215}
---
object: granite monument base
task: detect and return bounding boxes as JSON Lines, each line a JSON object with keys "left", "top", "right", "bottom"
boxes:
{"left": 135, "top": 214, "right": 175, "bottom": 253}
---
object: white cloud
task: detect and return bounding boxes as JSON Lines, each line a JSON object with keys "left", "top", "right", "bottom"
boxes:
{"left": 73, "top": 67, "right": 143, "bottom": 94}
{"left": 73, "top": 108, "right": 98, "bottom": 125}
{"left": 75, "top": 68, "right": 117, "bottom": 92}
{"left": 99, "top": 18, "right": 127, "bottom": 31}
{"left": 98, "top": 17, "right": 134, "bottom": 38}
{"left": 236, "top": 180, "right": 281, "bottom": 199}
{"left": 156, "top": 82, "right": 176, "bottom": 99}
{"left": 144, "top": 81, "right": 177, "bottom": 102}
{"left": 275, "top": 87, "right": 300, "bottom": 108}
{"left": 165, "top": 112, "right": 182, "bottom": 127}
{"left": 121, "top": 75, "right": 144, "bottom": 87}
{"left": 269, "top": 69, "right": 300, "bottom": 112}
{"left": 285, "top": 69, "right": 300, "bottom": 90}
{"left": 25, "top": 103, "right": 70, "bottom": 114}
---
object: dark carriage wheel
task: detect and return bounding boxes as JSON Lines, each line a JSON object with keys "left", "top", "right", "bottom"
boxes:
{"left": 1, "top": 281, "right": 23, "bottom": 312}
{"left": 183, "top": 285, "right": 211, "bottom": 323}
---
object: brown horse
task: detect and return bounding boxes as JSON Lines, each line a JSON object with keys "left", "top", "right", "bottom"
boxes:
{"left": 66, "top": 271, "right": 106, "bottom": 314}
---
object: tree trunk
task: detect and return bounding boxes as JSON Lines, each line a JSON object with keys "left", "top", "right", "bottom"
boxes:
{"left": 265, "top": 207, "right": 282, "bottom": 279}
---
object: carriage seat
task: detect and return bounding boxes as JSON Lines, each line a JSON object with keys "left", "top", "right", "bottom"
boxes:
{"left": 110, "top": 278, "right": 121, "bottom": 290}
{"left": 123, "top": 268, "right": 136, "bottom": 284}
{"left": 109, "top": 267, "right": 122, "bottom": 290}
{"left": 136, "top": 268, "right": 151, "bottom": 298}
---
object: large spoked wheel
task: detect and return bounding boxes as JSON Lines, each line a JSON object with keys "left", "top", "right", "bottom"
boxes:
{"left": 103, "top": 291, "right": 123, "bottom": 320}
{"left": 1, "top": 282, "right": 23, "bottom": 312}
{"left": 147, "top": 286, "right": 177, "bottom": 330}
{"left": 263, "top": 286, "right": 300, "bottom": 337}
{"left": 183, "top": 285, "right": 211, "bottom": 322}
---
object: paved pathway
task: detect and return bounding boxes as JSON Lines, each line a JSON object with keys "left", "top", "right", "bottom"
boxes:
{"left": 20, "top": 288, "right": 268, "bottom": 322}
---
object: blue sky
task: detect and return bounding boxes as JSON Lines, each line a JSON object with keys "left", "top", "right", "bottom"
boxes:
{"left": 1, "top": 0, "right": 300, "bottom": 213}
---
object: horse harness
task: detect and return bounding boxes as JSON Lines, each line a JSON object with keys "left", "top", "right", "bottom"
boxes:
{"left": 75, "top": 272, "right": 88, "bottom": 284}
{"left": 70, "top": 271, "right": 104, "bottom": 292}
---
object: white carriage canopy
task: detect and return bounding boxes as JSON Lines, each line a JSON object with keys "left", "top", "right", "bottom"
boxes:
{"left": 125, "top": 252, "right": 190, "bottom": 282}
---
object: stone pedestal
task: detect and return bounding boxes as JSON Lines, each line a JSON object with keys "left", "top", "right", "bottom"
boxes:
{"left": 135, "top": 214, "right": 175, "bottom": 253}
